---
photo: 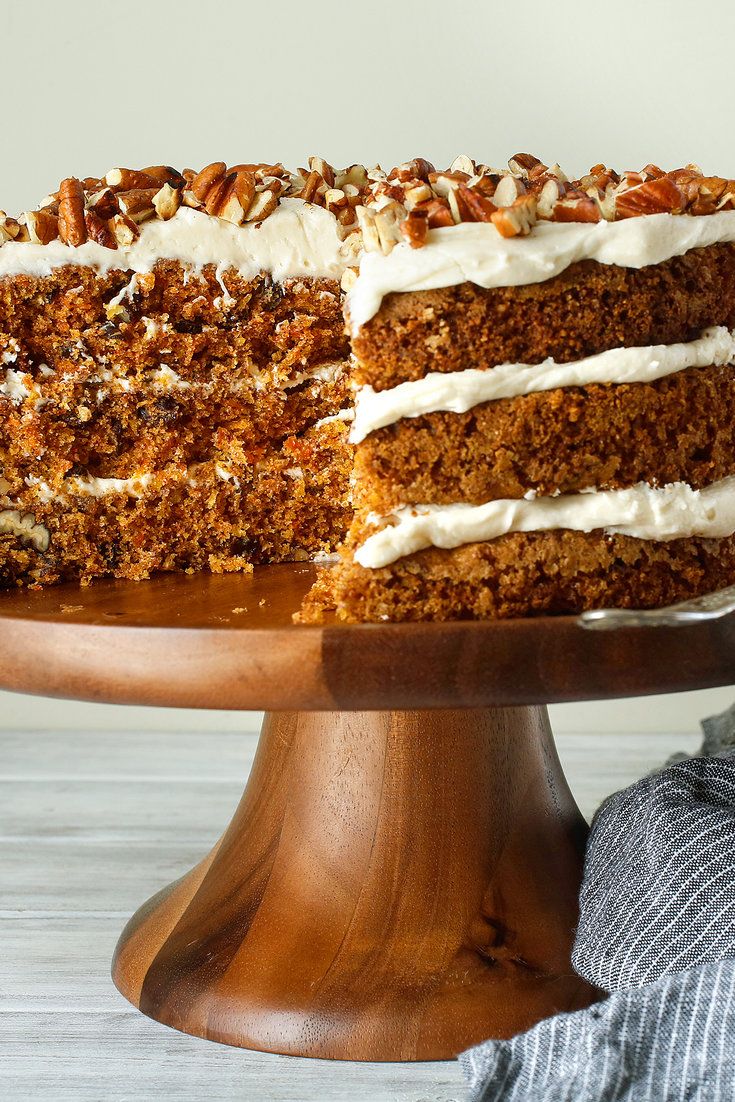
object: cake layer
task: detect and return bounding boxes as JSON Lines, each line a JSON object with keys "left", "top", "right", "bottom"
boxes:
{"left": 350, "top": 245, "right": 735, "bottom": 388}
{"left": 347, "top": 209, "right": 735, "bottom": 329}
{"left": 352, "top": 364, "right": 735, "bottom": 510}
{"left": 300, "top": 530, "right": 735, "bottom": 622}
{"left": 0, "top": 421, "right": 351, "bottom": 586}
{"left": 0, "top": 361, "right": 349, "bottom": 484}
{"left": 0, "top": 263, "right": 350, "bottom": 482}
{"left": 350, "top": 328, "right": 735, "bottom": 442}
{"left": 0, "top": 264, "right": 346, "bottom": 382}
{"left": 353, "top": 476, "right": 735, "bottom": 569}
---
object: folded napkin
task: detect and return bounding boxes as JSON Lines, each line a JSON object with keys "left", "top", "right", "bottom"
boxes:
{"left": 461, "top": 713, "right": 735, "bottom": 1102}
{"left": 461, "top": 960, "right": 735, "bottom": 1102}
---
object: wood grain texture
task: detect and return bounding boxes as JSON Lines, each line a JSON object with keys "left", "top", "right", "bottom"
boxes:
{"left": 0, "top": 1012, "right": 465, "bottom": 1102}
{"left": 112, "top": 708, "right": 598, "bottom": 1061}
{"left": 0, "top": 565, "right": 733, "bottom": 711}
{"left": 0, "top": 726, "right": 688, "bottom": 1099}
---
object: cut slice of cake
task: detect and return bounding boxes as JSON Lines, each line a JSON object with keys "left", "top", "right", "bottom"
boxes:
{"left": 302, "top": 156, "right": 735, "bottom": 621}
{"left": 0, "top": 160, "right": 365, "bottom": 585}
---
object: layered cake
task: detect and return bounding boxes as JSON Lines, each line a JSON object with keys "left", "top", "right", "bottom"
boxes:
{"left": 0, "top": 161, "right": 361, "bottom": 584}
{"left": 2, "top": 155, "right": 735, "bottom": 620}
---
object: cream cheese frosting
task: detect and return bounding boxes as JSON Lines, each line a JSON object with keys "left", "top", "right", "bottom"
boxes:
{"left": 350, "top": 327, "right": 735, "bottom": 442}
{"left": 355, "top": 477, "right": 735, "bottom": 569}
{"left": 346, "top": 210, "right": 735, "bottom": 330}
{"left": 0, "top": 199, "right": 352, "bottom": 283}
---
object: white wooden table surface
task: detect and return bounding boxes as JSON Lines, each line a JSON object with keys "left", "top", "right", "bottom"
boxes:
{"left": 0, "top": 723, "right": 701, "bottom": 1102}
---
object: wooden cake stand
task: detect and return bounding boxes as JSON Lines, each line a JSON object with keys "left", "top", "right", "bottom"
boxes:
{"left": 1, "top": 562, "right": 734, "bottom": 1061}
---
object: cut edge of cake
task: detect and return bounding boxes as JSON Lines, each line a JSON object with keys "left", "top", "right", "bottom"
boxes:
{"left": 2, "top": 153, "right": 735, "bottom": 619}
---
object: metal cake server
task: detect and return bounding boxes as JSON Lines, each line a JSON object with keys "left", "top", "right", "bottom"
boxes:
{"left": 579, "top": 584, "right": 735, "bottom": 630}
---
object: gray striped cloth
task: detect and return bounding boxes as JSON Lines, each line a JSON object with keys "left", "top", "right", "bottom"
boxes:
{"left": 461, "top": 720, "right": 735, "bottom": 1102}
{"left": 461, "top": 961, "right": 735, "bottom": 1101}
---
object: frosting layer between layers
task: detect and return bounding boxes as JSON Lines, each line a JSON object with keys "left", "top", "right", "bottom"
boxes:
{"left": 355, "top": 477, "right": 735, "bottom": 569}
{"left": 347, "top": 211, "right": 735, "bottom": 329}
{"left": 0, "top": 200, "right": 352, "bottom": 283}
{"left": 350, "top": 327, "right": 735, "bottom": 442}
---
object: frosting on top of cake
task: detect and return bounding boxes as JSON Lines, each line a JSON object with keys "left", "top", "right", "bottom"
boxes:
{"left": 355, "top": 476, "right": 735, "bottom": 569}
{"left": 350, "top": 327, "right": 735, "bottom": 442}
{"left": 0, "top": 200, "right": 354, "bottom": 283}
{"left": 346, "top": 210, "right": 735, "bottom": 329}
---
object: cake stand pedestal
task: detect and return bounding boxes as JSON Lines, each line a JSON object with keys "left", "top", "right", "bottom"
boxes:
{"left": 1, "top": 563, "right": 733, "bottom": 1061}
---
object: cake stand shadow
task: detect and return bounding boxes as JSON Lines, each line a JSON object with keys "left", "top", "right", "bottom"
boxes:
{"left": 1, "top": 563, "right": 733, "bottom": 1061}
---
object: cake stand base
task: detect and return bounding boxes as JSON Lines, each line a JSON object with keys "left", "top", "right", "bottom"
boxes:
{"left": 112, "top": 707, "right": 599, "bottom": 1061}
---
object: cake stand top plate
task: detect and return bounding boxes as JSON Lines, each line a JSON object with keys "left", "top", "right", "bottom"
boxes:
{"left": 0, "top": 563, "right": 732, "bottom": 711}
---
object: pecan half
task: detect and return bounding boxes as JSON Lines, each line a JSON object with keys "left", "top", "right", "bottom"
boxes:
{"left": 58, "top": 178, "right": 87, "bottom": 246}
{"left": 615, "top": 177, "right": 685, "bottom": 218}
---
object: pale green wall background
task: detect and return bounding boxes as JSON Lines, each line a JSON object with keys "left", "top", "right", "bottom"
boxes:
{"left": 0, "top": 0, "right": 732, "bottom": 735}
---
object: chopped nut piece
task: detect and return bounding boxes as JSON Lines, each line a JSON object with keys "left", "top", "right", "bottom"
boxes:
{"left": 404, "top": 183, "right": 433, "bottom": 209}
{"left": 109, "top": 213, "right": 140, "bottom": 247}
{"left": 340, "top": 267, "right": 358, "bottom": 292}
{"left": 536, "top": 179, "right": 560, "bottom": 219}
{"left": 308, "top": 156, "right": 335, "bottom": 188}
{"left": 244, "top": 188, "right": 279, "bottom": 223}
{"left": 491, "top": 193, "right": 538, "bottom": 237}
{"left": 0, "top": 214, "right": 21, "bottom": 240}
{"left": 117, "top": 188, "right": 158, "bottom": 223}
{"left": 87, "top": 188, "right": 120, "bottom": 220}
{"left": 455, "top": 185, "right": 497, "bottom": 222}
{"left": 428, "top": 171, "right": 469, "bottom": 198}
{"left": 26, "top": 209, "right": 59, "bottom": 245}
{"left": 493, "top": 174, "right": 526, "bottom": 208}
{"left": 415, "top": 198, "right": 454, "bottom": 228}
{"left": 508, "top": 153, "right": 543, "bottom": 176}
{"left": 447, "top": 188, "right": 462, "bottom": 224}
{"left": 356, "top": 205, "right": 381, "bottom": 252}
{"left": 400, "top": 210, "right": 429, "bottom": 248}
{"left": 324, "top": 187, "right": 348, "bottom": 212}
{"left": 335, "top": 164, "right": 369, "bottom": 191}
{"left": 189, "top": 162, "right": 227, "bottom": 204}
{"left": 153, "top": 182, "right": 181, "bottom": 220}
{"left": 140, "top": 165, "right": 186, "bottom": 188}
{"left": 450, "top": 154, "right": 476, "bottom": 176}
{"left": 0, "top": 509, "right": 50, "bottom": 553}
{"left": 299, "top": 170, "right": 324, "bottom": 204}
{"left": 105, "top": 167, "right": 161, "bottom": 191}
{"left": 615, "top": 177, "right": 685, "bottom": 218}
{"left": 552, "top": 195, "right": 601, "bottom": 223}
{"left": 84, "top": 210, "right": 117, "bottom": 248}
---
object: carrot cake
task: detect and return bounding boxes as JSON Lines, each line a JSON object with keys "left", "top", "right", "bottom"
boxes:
{"left": 2, "top": 155, "right": 735, "bottom": 620}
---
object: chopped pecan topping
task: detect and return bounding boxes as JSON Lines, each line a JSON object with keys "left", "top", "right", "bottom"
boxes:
{"left": 5, "top": 153, "right": 735, "bottom": 256}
